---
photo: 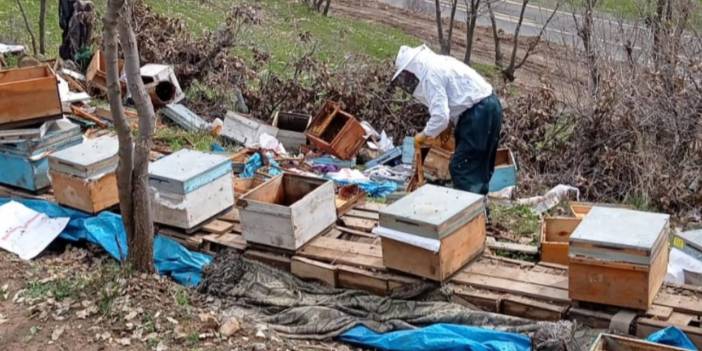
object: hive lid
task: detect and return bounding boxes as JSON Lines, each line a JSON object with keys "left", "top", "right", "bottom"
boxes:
{"left": 0, "top": 119, "right": 81, "bottom": 156}
{"left": 149, "top": 149, "right": 231, "bottom": 194}
{"left": 378, "top": 184, "right": 484, "bottom": 239}
{"left": 49, "top": 135, "right": 119, "bottom": 178}
{"left": 569, "top": 207, "right": 669, "bottom": 263}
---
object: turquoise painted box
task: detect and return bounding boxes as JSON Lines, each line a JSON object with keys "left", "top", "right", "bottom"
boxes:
{"left": 0, "top": 119, "right": 82, "bottom": 191}
{"left": 489, "top": 148, "right": 517, "bottom": 193}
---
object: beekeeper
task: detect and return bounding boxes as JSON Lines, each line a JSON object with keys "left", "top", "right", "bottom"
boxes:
{"left": 392, "top": 44, "right": 503, "bottom": 195}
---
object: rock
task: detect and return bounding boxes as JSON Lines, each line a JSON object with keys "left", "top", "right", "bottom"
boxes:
{"left": 198, "top": 312, "right": 219, "bottom": 331}
{"left": 251, "top": 342, "right": 267, "bottom": 351}
{"left": 116, "top": 337, "right": 131, "bottom": 346}
{"left": 51, "top": 326, "right": 65, "bottom": 341}
{"left": 255, "top": 329, "right": 266, "bottom": 339}
{"left": 219, "top": 317, "right": 241, "bottom": 337}
{"left": 124, "top": 310, "right": 138, "bottom": 321}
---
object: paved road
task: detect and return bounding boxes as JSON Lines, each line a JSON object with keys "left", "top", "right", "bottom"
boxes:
{"left": 377, "top": 0, "right": 651, "bottom": 61}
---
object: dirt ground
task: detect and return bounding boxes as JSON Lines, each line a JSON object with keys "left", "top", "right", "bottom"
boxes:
{"left": 0, "top": 245, "right": 354, "bottom": 351}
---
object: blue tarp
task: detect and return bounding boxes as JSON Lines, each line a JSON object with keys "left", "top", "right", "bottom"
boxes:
{"left": 0, "top": 198, "right": 211, "bottom": 286}
{"left": 647, "top": 327, "right": 697, "bottom": 350}
{"left": 338, "top": 324, "right": 531, "bottom": 351}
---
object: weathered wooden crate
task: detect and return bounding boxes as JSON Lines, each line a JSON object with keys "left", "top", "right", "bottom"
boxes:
{"left": 273, "top": 111, "right": 310, "bottom": 153}
{"left": 0, "top": 65, "right": 62, "bottom": 127}
{"left": 222, "top": 111, "right": 278, "bottom": 147}
{"left": 238, "top": 173, "right": 336, "bottom": 250}
{"left": 85, "top": 50, "right": 124, "bottom": 93}
{"left": 149, "top": 150, "right": 234, "bottom": 230}
{"left": 540, "top": 216, "right": 582, "bottom": 266}
{"left": 376, "top": 184, "right": 486, "bottom": 281}
{"left": 0, "top": 119, "right": 81, "bottom": 191}
{"left": 569, "top": 207, "right": 670, "bottom": 310}
{"left": 306, "top": 101, "right": 365, "bottom": 160}
{"left": 48, "top": 136, "right": 119, "bottom": 213}
{"left": 590, "top": 333, "right": 689, "bottom": 351}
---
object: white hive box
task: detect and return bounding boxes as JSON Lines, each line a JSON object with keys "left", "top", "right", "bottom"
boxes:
{"left": 238, "top": 173, "right": 336, "bottom": 251}
{"left": 49, "top": 135, "right": 120, "bottom": 213}
{"left": 568, "top": 207, "right": 670, "bottom": 310}
{"left": 375, "top": 184, "right": 486, "bottom": 281}
{"left": 149, "top": 149, "right": 234, "bottom": 230}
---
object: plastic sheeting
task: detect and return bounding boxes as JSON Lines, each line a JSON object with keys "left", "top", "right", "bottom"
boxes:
{"left": 0, "top": 197, "right": 211, "bottom": 286}
{"left": 327, "top": 168, "right": 398, "bottom": 197}
{"left": 339, "top": 323, "right": 531, "bottom": 351}
{"left": 646, "top": 327, "right": 697, "bottom": 350}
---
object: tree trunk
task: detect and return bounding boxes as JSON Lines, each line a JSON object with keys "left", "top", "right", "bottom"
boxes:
{"left": 464, "top": 0, "right": 481, "bottom": 64}
{"left": 486, "top": 1, "right": 503, "bottom": 67}
{"left": 39, "top": 0, "right": 47, "bottom": 55}
{"left": 576, "top": 0, "right": 600, "bottom": 94}
{"left": 446, "top": 0, "right": 459, "bottom": 54}
{"left": 104, "top": 0, "right": 155, "bottom": 273}
{"left": 434, "top": 0, "right": 448, "bottom": 54}
{"left": 16, "top": 0, "right": 37, "bottom": 56}
{"left": 323, "top": 0, "right": 332, "bottom": 16}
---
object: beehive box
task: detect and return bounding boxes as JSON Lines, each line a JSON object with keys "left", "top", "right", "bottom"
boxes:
{"left": 48, "top": 136, "right": 119, "bottom": 213}
{"left": 0, "top": 65, "right": 62, "bottom": 127}
{"left": 149, "top": 149, "right": 234, "bottom": 230}
{"left": 489, "top": 148, "right": 517, "bottom": 192}
{"left": 222, "top": 111, "right": 278, "bottom": 148}
{"left": 85, "top": 50, "right": 124, "bottom": 93}
{"left": 306, "top": 101, "right": 365, "bottom": 160}
{"left": 0, "top": 119, "right": 81, "bottom": 191}
{"left": 539, "top": 216, "right": 582, "bottom": 266}
{"left": 590, "top": 333, "right": 689, "bottom": 351}
{"left": 375, "top": 184, "right": 486, "bottom": 281}
{"left": 238, "top": 173, "right": 336, "bottom": 251}
{"left": 569, "top": 207, "right": 670, "bottom": 310}
{"left": 273, "top": 111, "right": 310, "bottom": 152}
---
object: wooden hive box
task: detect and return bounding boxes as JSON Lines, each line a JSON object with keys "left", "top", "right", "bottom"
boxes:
{"left": 0, "top": 119, "right": 81, "bottom": 191}
{"left": 0, "top": 65, "right": 62, "bottom": 127}
{"left": 222, "top": 111, "right": 279, "bottom": 148}
{"left": 48, "top": 136, "right": 119, "bottom": 213}
{"left": 540, "top": 216, "right": 582, "bottom": 266}
{"left": 238, "top": 173, "right": 336, "bottom": 251}
{"left": 86, "top": 50, "right": 124, "bottom": 93}
{"left": 590, "top": 333, "right": 689, "bottom": 351}
{"left": 306, "top": 101, "right": 365, "bottom": 160}
{"left": 488, "top": 148, "right": 517, "bottom": 192}
{"left": 273, "top": 111, "right": 310, "bottom": 153}
{"left": 569, "top": 207, "right": 670, "bottom": 310}
{"left": 375, "top": 184, "right": 486, "bottom": 281}
{"left": 149, "top": 149, "right": 234, "bottom": 230}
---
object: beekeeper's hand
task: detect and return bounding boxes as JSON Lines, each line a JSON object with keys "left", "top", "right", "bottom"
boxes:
{"left": 414, "top": 132, "right": 428, "bottom": 146}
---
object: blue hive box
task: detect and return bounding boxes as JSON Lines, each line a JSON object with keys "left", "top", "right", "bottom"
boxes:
{"left": 489, "top": 148, "right": 518, "bottom": 192}
{"left": 0, "top": 119, "right": 82, "bottom": 191}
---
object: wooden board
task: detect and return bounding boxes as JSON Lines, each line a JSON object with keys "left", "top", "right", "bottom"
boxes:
{"left": 0, "top": 65, "right": 62, "bottom": 126}
{"left": 50, "top": 170, "right": 119, "bottom": 213}
{"left": 591, "top": 333, "right": 690, "bottom": 351}
{"left": 291, "top": 256, "right": 338, "bottom": 287}
{"left": 540, "top": 217, "right": 581, "bottom": 266}
{"left": 202, "top": 219, "right": 234, "bottom": 235}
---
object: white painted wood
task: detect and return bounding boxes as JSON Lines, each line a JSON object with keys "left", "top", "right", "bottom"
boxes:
{"left": 290, "top": 180, "right": 336, "bottom": 249}
{"left": 222, "top": 111, "right": 279, "bottom": 147}
{"left": 49, "top": 135, "right": 118, "bottom": 178}
{"left": 150, "top": 173, "right": 234, "bottom": 229}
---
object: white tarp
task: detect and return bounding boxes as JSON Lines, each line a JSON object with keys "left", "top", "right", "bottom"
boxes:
{"left": 665, "top": 248, "right": 702, "bottom": 286}
{"left": 373, "top": 226, "right": 441, "bottom": 253}
{"left": 0, "top": 201, "right": 69, "bottom": 260}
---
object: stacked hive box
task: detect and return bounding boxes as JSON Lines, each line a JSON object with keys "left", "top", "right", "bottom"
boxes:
{"left": 374, "top": 184, "right": 486, "bottom": 281}
{"left": 306, "top": 101, "right": 365, "bottom": 160}
{"left": 0, "top": 65, "right": 63, "bottom": 128}
{"left": 148, "top": 149, "right": 234, "bottom": 230}
{"left": 568, "top": 207, "right": 670, "bottom": 310}
{"left": 238, "top": 173, "right": 336, "bottom": 251}
{"left": 48, "top": 135, "right": 119, "bottom": 213}
{"left": 0, "top": 119, "right": 81, "bottom": 191}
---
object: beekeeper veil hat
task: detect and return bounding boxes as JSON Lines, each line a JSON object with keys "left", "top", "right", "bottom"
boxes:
{"left": 392, "top": 44, "right": 431, "bottom": 81}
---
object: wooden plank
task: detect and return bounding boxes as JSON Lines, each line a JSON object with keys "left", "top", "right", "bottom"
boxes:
{"left": 355, "top": 201, "right": 386, "bottom": 212}
{"left": 486, "top": 237, "right": 538, "bottom": 255}
{"left": 500, "top": 295, "right": 567, "bottom": 321}
{"left": 345, "top": 209, "right": 379, "bottom": 221}
{"left": 667, "top": 312, "right": 694, "bottom": 325}
{"left": 337, "top": 265, "right": 389, "bottom": 296}
{"left": 219, "top": 208, "right": 240, "bottom": 222}
{"left": 202, "top": 233, "right": 246, "bottom": 252}
{"left": 298, "top": 236, "right": 384, "bottom": 270}
{"left": 451, "top": 272, "right": 571, "bottom": 303}
{"left": 290, "top": 256, "right": 337, "bottom": 287}
{"left": 335, "top": 225, "right": 377, "bottom": 239}
{"left": 655, "top": 292, "right": 702, "bottom": 315}
{"left": 461, "top": 261, "right": 569, "bottom": 290}
{"left": 202, "top": 219, "right": 234, "bottom": 234}
{"left": 244, "top": 250, "right": 291, "bottom": 272}
{"left": 341, "top": 217, "right": 377, "bottom": 232}
{"left": 646, "top": 304, "right": 674, "bottom": 320}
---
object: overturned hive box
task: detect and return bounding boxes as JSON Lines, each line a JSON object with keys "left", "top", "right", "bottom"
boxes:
{"left": 569, "top": 207, "right": 670, "bottom": 310}
{"left": 222, "top": 111, "right": 278, "bottom": 147}
{"left": 49, "top": 135, "right": 119, "bottom": 213}
{"left": 0, "top": 65, "right": 62, "bottom": 127}
{"left": 590, "top": 333, "right": 688, "bottom": 351}
{"left": 539, "top": 216, "right": 582, "bottom": 266}
{"left": 375, "top": 184, "right": 486, "bottom": 281}
{"left": 86, "top": 50, "right": 124, "bottom": 94}
{"left": 306, "top": 101, "right": 365, "bottom": 160}
{"left": 238, "top": 173, "right": 336, "bottom": 251}
{"left": 273, "top": 111, "right": 310, "bottom": 153}
{"left": 149, "top": 149, "right": 234, "bottom": 230}
{"left": 0, "top": 119, "right": 82, "bottom": 191}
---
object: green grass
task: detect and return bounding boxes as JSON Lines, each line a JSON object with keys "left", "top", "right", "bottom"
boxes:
{"left": 153, "top": 125, "right": 224, "bottom": 152}
{"left": 491, "top": 204, "right": 541, "bottom": 242}
{"left": 0, "top": 0, "right": 420, "bottom": 68}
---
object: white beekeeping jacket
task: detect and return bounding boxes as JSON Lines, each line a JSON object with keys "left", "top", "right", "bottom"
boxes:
{"left": 393, "top": 45, "right": 493, "bottom": 137}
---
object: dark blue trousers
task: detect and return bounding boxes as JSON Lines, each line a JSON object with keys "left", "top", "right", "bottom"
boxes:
{"left": 450, "top": 94, "right": 503, "bottom": 195}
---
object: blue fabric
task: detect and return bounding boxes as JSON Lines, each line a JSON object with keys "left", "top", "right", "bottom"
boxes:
{"left": 0, "top": 198, "right": 211, "bottom": 287}
{"left": 328, "top": 177, "right": 397, "bottom": 198}
{"left": 646, "top": 327, "right": 697, "bottom": 350}
{"left": 265, "top": 152, "right": 283, "bottom": 176}
{"left": 241, "top": 153, "right": 263, "bottom": 178}
{"left": 338, "top": 324, "right": 531, "bottom": 351}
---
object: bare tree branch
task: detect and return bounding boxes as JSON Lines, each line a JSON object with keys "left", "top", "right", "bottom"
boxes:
{"left": 16, "top": 0, "right": 37, "bottom": 56}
